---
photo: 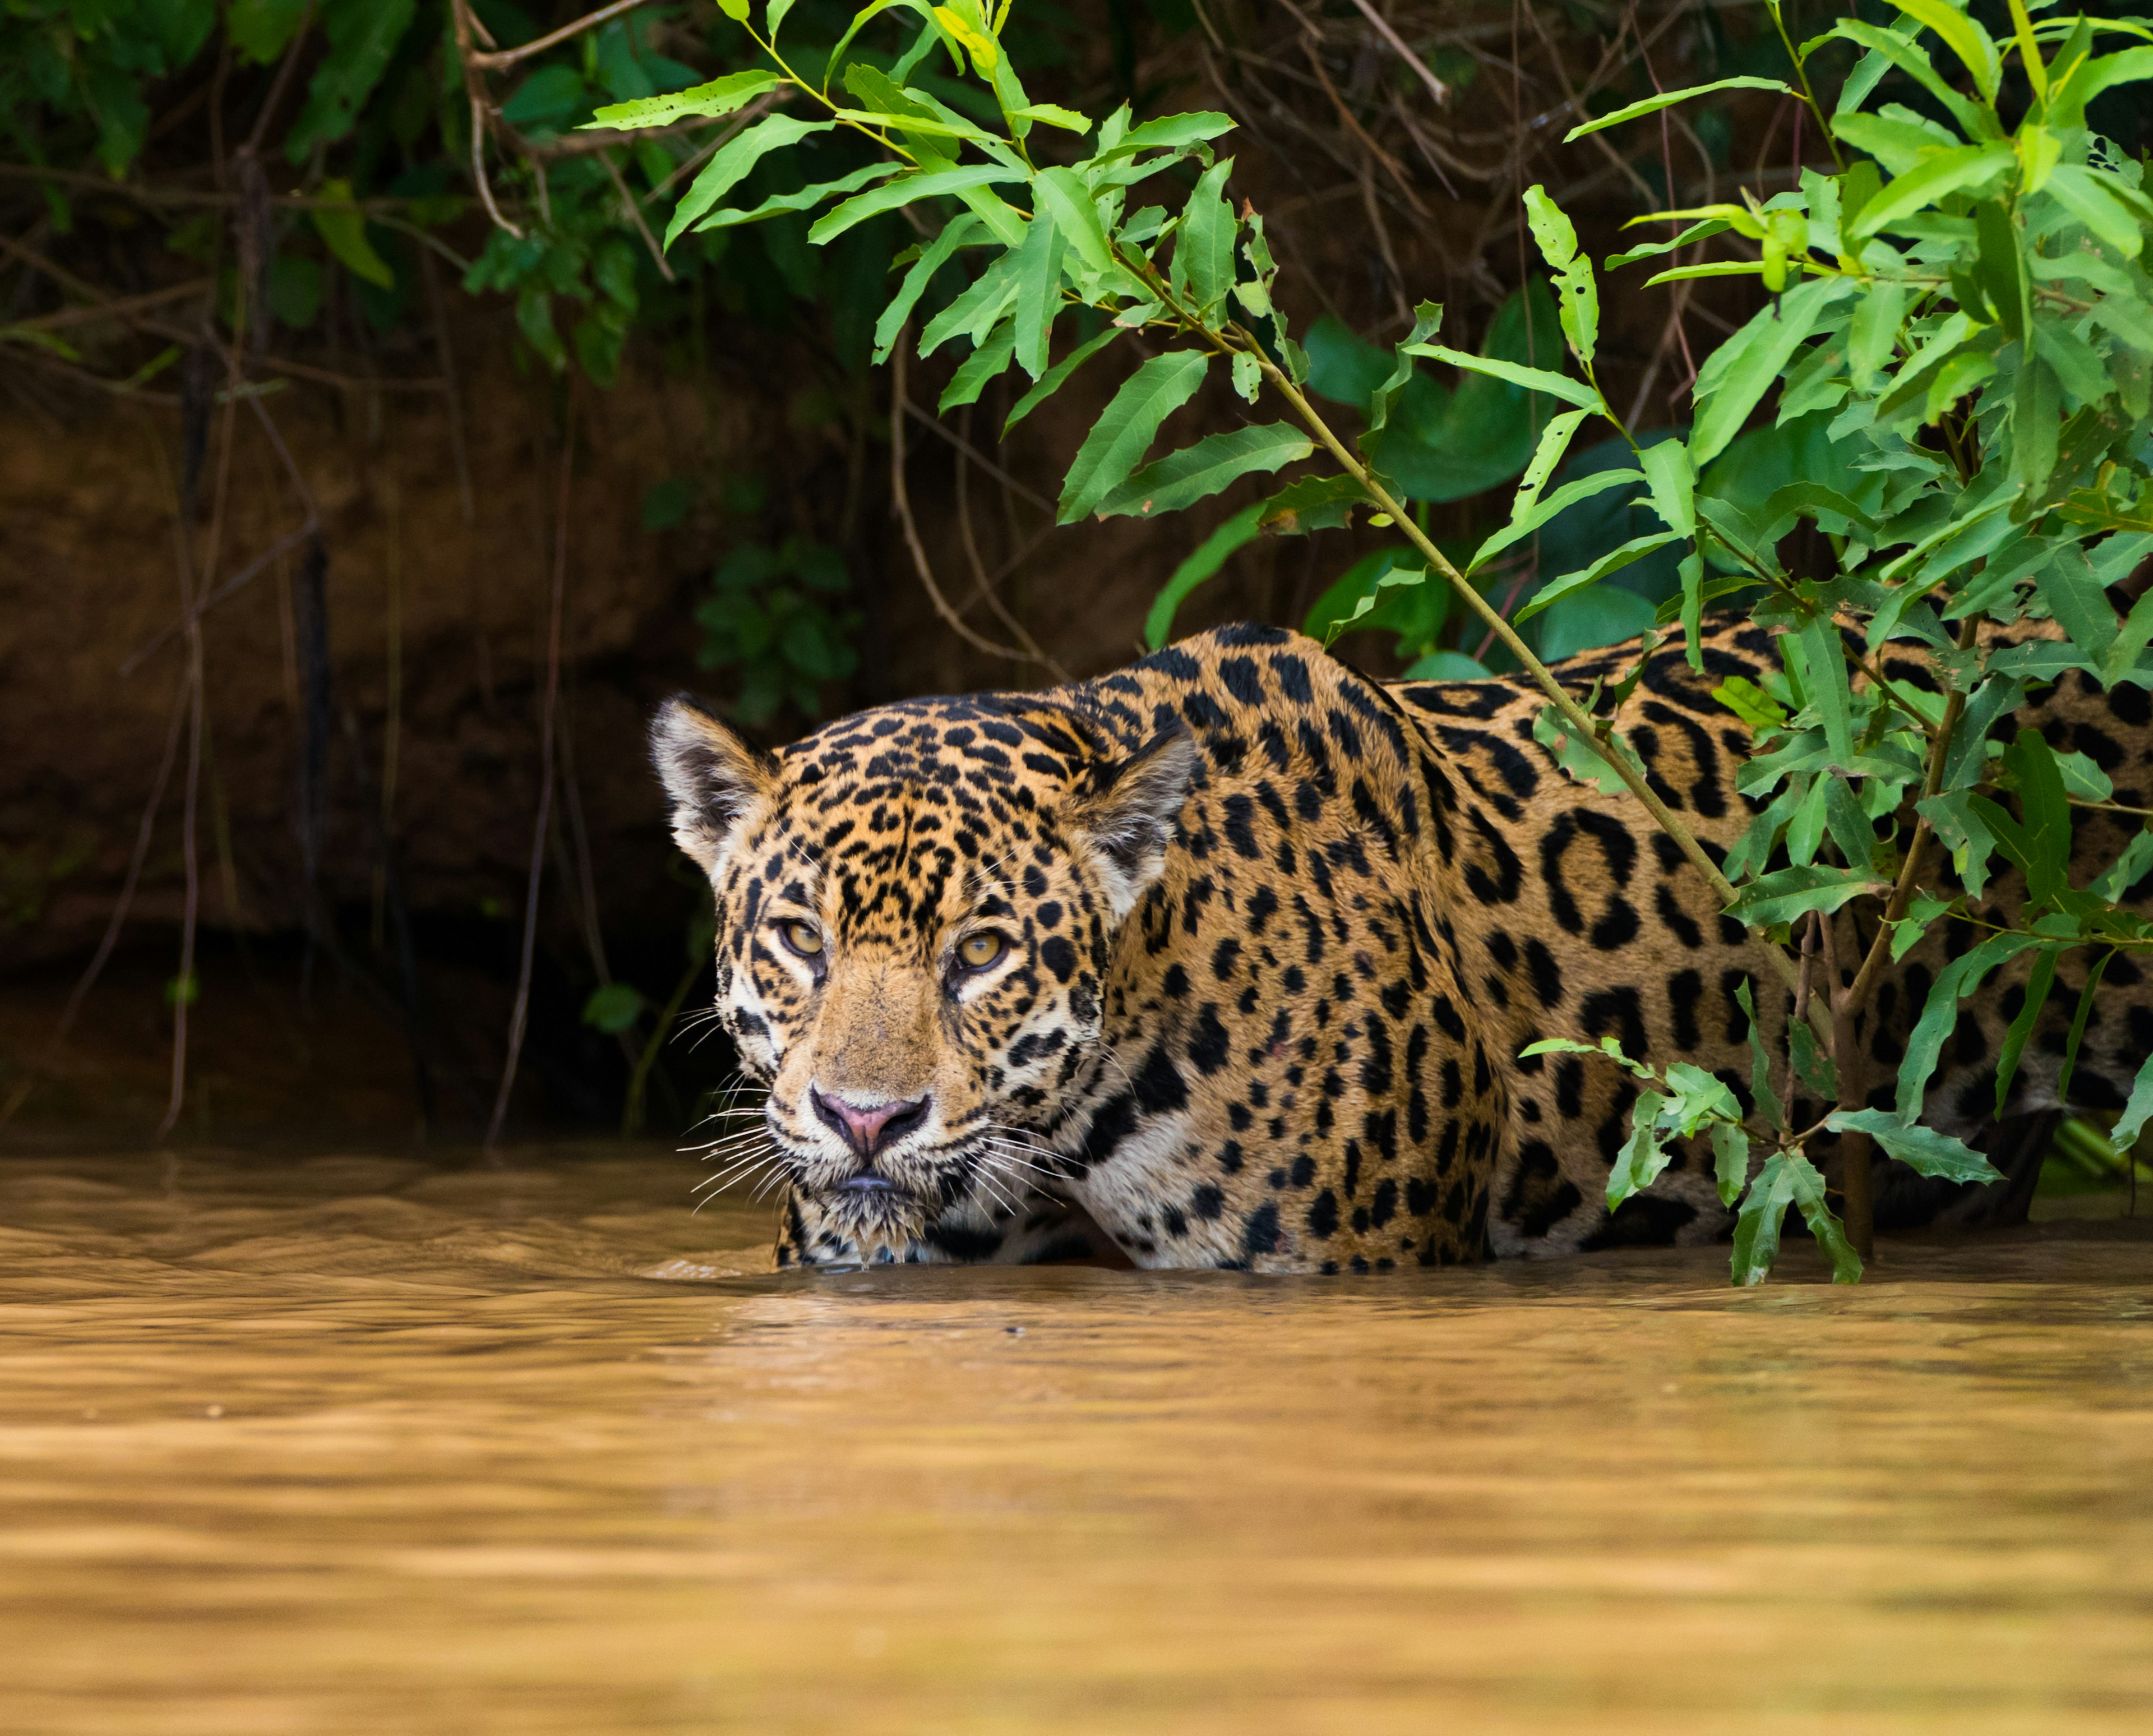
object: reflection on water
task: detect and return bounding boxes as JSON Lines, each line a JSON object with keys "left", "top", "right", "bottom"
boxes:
{"left": 0, "top": 1144, "right": 2148, "bottom": 1734}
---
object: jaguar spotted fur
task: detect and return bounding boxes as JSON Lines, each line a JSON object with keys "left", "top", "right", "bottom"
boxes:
{"left": 651, "top": 618, "right": 2153, "bottom": 1272}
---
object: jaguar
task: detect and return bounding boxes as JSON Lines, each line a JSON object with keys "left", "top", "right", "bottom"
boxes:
{"left": 652, "top": 617, "right": 2153, "bottom": 1272}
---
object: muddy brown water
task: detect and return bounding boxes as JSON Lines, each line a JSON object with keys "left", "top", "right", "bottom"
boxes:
{"left": 0, "top": 1144, "right": 2147, "bottom": 1734}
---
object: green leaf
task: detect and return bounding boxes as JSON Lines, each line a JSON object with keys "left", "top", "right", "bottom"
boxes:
{"left": 583, "top": 982, "right": 648, "bottom": 1035}
{"left": 2047, "top": 45, "right": 2153, "bottom": 122}
{"left": 1093, "top": 110, "right": 1237, "bottom": 160}
{"left": 584, "top": 69, "right": 780, "bottom": 130}
{"left": 1783, "top": 1151, "right": 1864, "bottom": 1283}
{"left": 1467, "top": 468, "right": 1646, "bottom": 575}
{"left": 1823, "top": 773, "right": 1877, "bottom": 872}
{"left": 826, "top": 105, "right": 999, "bottom": 145}
{"left": 2112, "top": 1053, "right": 2153, "bottom": 1154}
{"left": 1522, "top": 184, "right": 1597, "bottom": 367}
{"left": 1564, "top": 77, "right": 1798, "bottom": 141}
{"left": 1689, "top": 276, "right": 1855, "bottom": 465}
{"left": 918, "top": 248, "right": 1022, "bottom": 356}
{"left": 810, "top": 163, "right": 1027, "bottom": 244}
{"left": 1711, "top": 1121, "right": 1752, "bottom": 1208}
{"left": 1892, "top": 930, "right": 2043, "bottom": 1118}
{"left": 2044, "top": 164, "right": 2147, "bottom": 260}
{"left": 1518, "top": 1035, "right": 1653, "bottom": 1077}
{"left": 1403, "top": 344, "right": 1601, "bottom": 410}
{"left": 1797, "top": 615, "right": 1858, "bottom": 769}
{"left": 1824, "top": 1109, "right": 2003, "bottom": 1184}
{"left": 642, "top": 477, "right": 695, "bottom": 531}
{"left": 2090, "top": 827, "right": 2153, "bottom": 903}
{"left": 1607, "top": 218, "right": 1732, "bottom": 272}
{"left": 695, "top": 162, "right": 900, "bottom": 230}
{"left": 1326, "top": 564, "right": 1430, "bottom": 644}
{"left": 1757, "top": 482, "right": 1880, "bottom": 543}
{"left": 1510, "top": 408, "right": 1592, "bottom": 520}
{"left": 1890, "top": 0, "right": 2002, "bottom": 100}
{"left": 1917, "top": 789, "right": 1999, "bottom": 896}
{"left": 1975, "top": 197, "right": 2029, "bottom": 340}
{"left": 939, "top": 318, "right": 1016, "bottom": 412}
{"left": 1010, "top": 205, "right": 1066, "bottom": 380}
{"left": 824, "top": 0, "right": 919, "bottom": 83}
{"left": 1833, "top": 109, "right": 1965, "bottom": 177}
{"left": 1513, "top": 533, "right": 1685, "bottom": 624}
{"left": 1057, "top": 352, "right": 1209, "bottom": 524}
{"left": 874, "top": 214, "right": 981, "bottom": 363}
{"left": 1825, "top": 19, "right": 1991, "bottom": 142}
{"left": 1641, "top": 262, "right": 1774, "bottom": 287}
{"left": 1177, "top": 158, "right": 1238, "bottom": 318}
{"left": 2034, "top": 546, "right": 2121, "bottom": 666}
{"left": 311, "top": 179, "right": 394, "bottom": 289}
{"left": 1540, "top": 584, "right": 1658, "bottom": 660}
{"left": 1366, "top": 301, "right": 1445, "bottom": 435}
{"left": 1849, "top": 277, "right": 1909, "bottom": 388}
{"left": 1716, "top": 675, "right": 1789, "bottom": 731}
{"left": 2000, "top": 727, "right": 2073, "bottom": 907}
{"left": 1003, "top": 326, "right": 1118, "bottom": 434}
{"left": 1606, "top": 1091, "right": 1673, "bottom": 1206}
{"left": 285, "top": 0, "right": 415, "bottom": 163}
{"left": 1664, "top": 1063, "right": 1743, "bottom": 1135}
{"left": 1848, "top": 142, "right": 2017, "bottom": 242}
{"left": 665, "top": 116, "right": 837, "bottom": 248}
{"left": 1791, "top": 1015, "right": 1838, "bottom": 1101}
{"left": 1144, "top": 501, "right": 1267, "bottom": 650}
{"left": 838, "top": 63, "right": 959, "bottom": 164}
{"left": 1735, "top": 978, "right": 1784, "bottom": 1131}
{"left": 1639, "top": 438, "right": 1697, "bottom": 538}
{"left": 1889, "top": 893, "right": 1955, "bottom": 962}
{"left": 1258, "top": 474, "right": 1365, "bottom": 535}
{"left": 1724, "top": 863, "right": 1887, "bottom": 928}
{"left": 1532, "top": 705, "right": 1651, "bottom": 799}
{"left": 1032, "top": 166, "right": 1117, "bottom": 277}
{"left": 1731, "top": 1155, "right": 1796, "bottom": 1286}
{"left": 1010, "top": 103, "right": 1090, "bottom": 133}
{"left": 2054, "top": 948, "right": 2110, "bottom": 1107}
{"left": 229, "top": 0, "right": 308, "bottom": 64}
{"left": 1094, "top": 423, "right": 1314, "bottom": 520}
{"left": 1402, "top": 651, "right": 1491, "bottom": 680}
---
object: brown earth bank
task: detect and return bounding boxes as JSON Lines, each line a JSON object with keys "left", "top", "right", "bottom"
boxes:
{"left": 0, "top": 4, "right": 1791, "bottom": 1131}
{"left": 1, "top": 296, "right": 1318, "bottom": 1133}
{"left": 1, "top": 298, "right": 1300, "bottom": 974}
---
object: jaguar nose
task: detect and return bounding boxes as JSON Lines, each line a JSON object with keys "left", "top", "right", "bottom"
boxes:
{"left": 811, "top": 1089, "right": 930, "bottom": 1158}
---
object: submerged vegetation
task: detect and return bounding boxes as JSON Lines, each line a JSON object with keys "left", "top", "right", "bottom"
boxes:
{"left": 4, "top": 2, "right": 2151, "bottom": 1268}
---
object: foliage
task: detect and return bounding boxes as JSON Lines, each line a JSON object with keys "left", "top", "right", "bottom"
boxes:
{"left": 1546, "top": 0, "right": 2153, "bottom": 1281}
{"left": 695, "top": 535, "right": 862, "bottom": 723}
{"left": 617, "top": 0, "right": 2153, "bottom": 1280}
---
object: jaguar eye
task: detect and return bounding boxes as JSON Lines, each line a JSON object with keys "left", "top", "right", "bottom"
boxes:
{"left": 958, "top": 932, "right": 1006, "bottom": 971}
{"left": 779, "top": 920, "right": 825, "bottom": 959}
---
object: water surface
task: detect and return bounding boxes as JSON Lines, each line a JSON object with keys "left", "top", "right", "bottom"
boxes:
{"left": 0, "top": 1144, "right": 2147, "bottom": 1733}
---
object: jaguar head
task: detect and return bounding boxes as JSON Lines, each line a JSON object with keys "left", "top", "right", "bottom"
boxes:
{"left": 651, "top": 692, "right": 1195, "bottom": 1260}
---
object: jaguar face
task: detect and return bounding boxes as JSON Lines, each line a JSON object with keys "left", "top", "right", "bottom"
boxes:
{"left": 651, "top": 692, "right": 1196, "bottom": 1257}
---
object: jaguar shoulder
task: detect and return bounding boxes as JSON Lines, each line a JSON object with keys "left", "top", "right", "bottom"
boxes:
{"left": 651, "top": 620, "right": 2153, "bottom": 1272}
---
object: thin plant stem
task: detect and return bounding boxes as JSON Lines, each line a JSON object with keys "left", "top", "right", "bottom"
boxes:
{"left": 486, "top": 391, "right": 576, "bottom": 1148}
{"left": 623, "top": 949, "right": 704, "bottom": 1137}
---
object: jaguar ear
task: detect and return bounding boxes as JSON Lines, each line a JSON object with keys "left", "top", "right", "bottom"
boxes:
{"left": 1073, "top": 726, "right": 1199, "bottom": 920}
{"left": 649, "top": 695, "right": 779, "bottom": 875}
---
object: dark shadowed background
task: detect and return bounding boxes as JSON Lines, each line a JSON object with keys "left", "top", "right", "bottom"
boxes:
{"left": 9, "top": 0, "right": 2136, "bottom": 1144}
